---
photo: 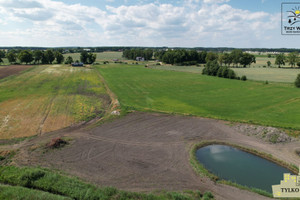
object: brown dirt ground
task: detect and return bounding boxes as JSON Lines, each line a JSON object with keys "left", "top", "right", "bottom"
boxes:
{"left": 0, "top": 65, "right": 33, "bottom": 79}
{"left": 4, "top": 112, "right": 299, "bottom": 200}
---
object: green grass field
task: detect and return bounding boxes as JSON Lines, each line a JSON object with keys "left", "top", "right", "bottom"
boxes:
{"left": 0, "top": 65, "right": 108, "bottom": 139}
{"left": 96, "top": 64, "right": 300, "bottom": 130}
{"left": 64, "top": 51, "right": 123, "bottom": 63}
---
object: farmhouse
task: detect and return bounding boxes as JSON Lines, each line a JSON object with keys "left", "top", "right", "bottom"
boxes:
{"left": 136, "top": 57, "right": 145, "bottom": 61}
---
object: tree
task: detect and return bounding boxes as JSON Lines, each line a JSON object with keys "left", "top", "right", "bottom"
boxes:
{"left": 218, "top": 54, "right": 224, "bottom": 66}
{"left": 0, "top": 50, "right": 5, "bottom": 64}
{"left": 65, "top": 56, "right": 73, "bottom": 64}
{"left": 80, "top": 50, "right": 88, "bottom": 64}
{"left": 223, "top": 53, "right": 233, "bottom": 66}
{"left": 44, "top": 49, "right": 55, "bottom": 64}
{"left": 55, "top": 51, "right": 64, "bottom": 64}
{"left": 6, "top": 52, "right": 17, "bottom": 63}
{"left": 287, "top": 52, "right": 298, "bottom": 67}
{"left": 267, "top": 61, "right": 271, "bottom": 67}
{"left": 275, "top": 53, "right": 285, "bottom": 68}
{"left": 295, "top": 74, "right": 300, "bottom": 88}
{"left": 240, "top": 53, "right": 255, "bottom": 68}
{"left": 18, "top": 50, "right": 33, "bottom": 64}
{"left": 33, "top": 50, "right": 43, "bottom": 64}
{"left": 231, "top": 49, "right": 243, "bottom": 67}
{"left": 205, "top": 52, "right": 218, "bottom": 63}
{"left": 87, "top": 53, "right": 96, "bottom": 64}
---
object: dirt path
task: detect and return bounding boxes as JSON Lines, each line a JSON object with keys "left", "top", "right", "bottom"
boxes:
{"left": 7, "top": 112, "right": 299, "bottom": 200}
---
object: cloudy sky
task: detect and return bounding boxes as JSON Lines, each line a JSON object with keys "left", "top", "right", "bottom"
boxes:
{"left": 0, "top": 0, "right": 298, "bottom": 48}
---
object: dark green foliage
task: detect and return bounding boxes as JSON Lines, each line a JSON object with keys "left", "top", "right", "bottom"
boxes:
{"left": 123, "top": 49, "right": 153, "bottom": 60}
{"left": 6, "top": 52, "right": 17, "bottom": 64}
{"left": 295, "top": 74, "right": 300, "bottom": 88}
{"left": 64, "top": 56, "right": 73, "bottom": 64}
{"left": 275, "top": 53, "right": 285, "bottom": 67}
{"left": 240, "top": 53, "right": 256, "bottom": 67}
{"left": 44, "top": 50, "right": 55, "bottom": 64}
{"left": 154, "top": 49, "right": 207, "bottom": 65}
{"left": 55, "top": 51, "right": 64, "bottom": 64}
{"left": 18, "top": 50, "right": 33, "bottom": 64}
{"left": 80, "top": 50, "right": 97, "bottom": 64}
{"left": 203, "top": 61, "right": 236, "bottom": 80}
{"left": 33, "top": 50, "right": 43, "bottom": 64}
{"left": 241, "top": 75, "right": 247, "bottom": 81}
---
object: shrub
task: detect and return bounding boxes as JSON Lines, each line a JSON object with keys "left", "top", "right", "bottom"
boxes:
{"left": 241, "top": 75, "right": 247, "bottom": 81}
{"left": 265, "top": 80, "right": 269, "bottom": 85}
{"left": 228, "top": 69, "right": 236, "bottom": 79}
{"left": 46, "top": 137, "right": 67, "bottom": 149}
{"left": 202, "top": 192, "right": 214, "bottom": 200}
{"left": 295, "top": 74, "right": 300, "bottom": 88}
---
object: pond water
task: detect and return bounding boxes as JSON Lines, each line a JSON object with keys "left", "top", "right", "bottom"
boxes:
{"left": 196, "top": 145, "right": 292, "bottom": 193}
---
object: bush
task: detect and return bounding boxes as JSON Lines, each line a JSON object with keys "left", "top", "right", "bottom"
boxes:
{"left": 46, "top": 137, "right": 67, "bottom": 149}
{"left": 228, "top": 69, "right": 236, "bottom": 79}
{"left": 241, "top": 75, "right": 247, "bottom": 81}
{"left": 295, "top": 74, "right": 300, "bottom": 88}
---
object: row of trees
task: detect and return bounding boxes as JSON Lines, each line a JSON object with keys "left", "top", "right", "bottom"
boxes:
{"left": 123, "top": 49, "right": 154, "bottom": 60}
{"left": 1, "top": 49, "right": 65, "bottom": 65}
{"left": 154, "top": 49, "right": 207, "bottom": 65}
{"left": 0, "top": 49, "right": 97, "bottom": 65}
{"left": 275, "top": 52, "right": 300, "bottom": 68}
{"left": 202, "top": 60, "right": 247, "bottom": 81}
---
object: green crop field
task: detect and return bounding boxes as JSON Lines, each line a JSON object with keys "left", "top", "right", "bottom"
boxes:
{"left": 64, "top": 51, "right": 123, "bottom": 63}
{"left": 0, "top": 65, "right": 108, "bottom": 139}
{"left": 97, "top": 63, "right": 300, "bottom": 130}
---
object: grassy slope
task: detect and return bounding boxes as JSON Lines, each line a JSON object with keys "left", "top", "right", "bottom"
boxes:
{"left": 0, "top": 65, "right": 107, "bottom": 139}
{"left": 0, "top": 184, "right": 71, "bottom": 200}
{"left": 97, "top": 64, "right": 300, "bottom": 130}
{"left": 0, "top": 166, "right": 212, "bottom": 200}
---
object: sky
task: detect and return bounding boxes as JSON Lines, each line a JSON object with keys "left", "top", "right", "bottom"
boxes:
{"left": 0, "top": 0, "right": 299, "bottom": 48}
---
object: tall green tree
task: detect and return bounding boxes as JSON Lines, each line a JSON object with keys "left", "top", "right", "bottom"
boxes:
{"left": 240, "top": 53, "right": 256, "bottom": 68}
{"left": 44, "top": 49, "right": 55, "bottom": 64}
{"left": 33, "top": 50, "right": 43, "bottom": 64}
{"left": 275, "top": 54, "right": 286, "bottom": 68}
{"left": 223, "top": 53, "right": 233, "bottom": 66}
{"left": 55, "top": 51, "right": 64, "bottom": 64}
{"left": 6, "top": 52, "right": 17, "bottom": 64}
{"left": 205, "top": 52, "right": 218, "bottom": 63}
{"left": 65, "top": 56, "right": 73, "bottom": 64}
{"left": 80, "top": 50, "right": 88, "bottom": 63}
{"left": 287, "top": 52, "right": 298, "bottom": 67}
{"left": 18, "top": 50, "right": 33, "bottom": 64}
{"left": 231, "top": 49, "right": 243, "bottom": 67}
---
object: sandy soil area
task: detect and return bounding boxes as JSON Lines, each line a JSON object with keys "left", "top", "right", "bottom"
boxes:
{"left": 5, "top": 112, "right": 300, "bottom": 200}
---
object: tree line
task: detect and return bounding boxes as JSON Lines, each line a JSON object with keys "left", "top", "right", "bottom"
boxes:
{"left": 275, "top": 52, "right": 300, "bottom": 68}
{"left": 0, "top": 49, "right": 96, "bottom": 65}
{"left": 123, "top": 49, "right": 154, "bottom": 60}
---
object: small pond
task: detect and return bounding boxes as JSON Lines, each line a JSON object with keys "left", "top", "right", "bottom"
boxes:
{"left": 196, "top": 145, "right": 292, "bottom": 193}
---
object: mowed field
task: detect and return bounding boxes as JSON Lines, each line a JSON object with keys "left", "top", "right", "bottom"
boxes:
{"left": 97, "top": 64, "right": 300, "bottom": 129}
{"left": 64, "top": 51, "right": 123, "bottom": 63}
{"left": 0, "top": 65, "right": 109, "bottom": 139}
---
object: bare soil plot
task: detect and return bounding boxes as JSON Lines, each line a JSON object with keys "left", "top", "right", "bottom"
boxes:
{"left": 0, "top": 65, "right": 33, "bottom": 79}
{"left": 11, "top": 112, "right": 300, "bottom": 200}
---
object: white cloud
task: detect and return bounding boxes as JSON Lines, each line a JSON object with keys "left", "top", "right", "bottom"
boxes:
{"left": 0, "top": 0, "right": 282, "bottom": 47}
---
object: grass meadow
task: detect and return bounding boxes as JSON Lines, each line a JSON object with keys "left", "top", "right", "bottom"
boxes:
{"left": 0, "top": 65, "right": 107, "bottom": 139}
{"left": 0, "top": 166, "right": 212, "bottom": 200}
{"left": 64, "top": 51, "right": 123, "bottom": 63}
{"left": 96, "top": 64, "right": 300, "bottom": 130}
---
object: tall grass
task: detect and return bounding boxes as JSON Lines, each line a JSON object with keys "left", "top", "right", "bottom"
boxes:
{"left": 0, "top": 166, "right": 214, "bottom": 200}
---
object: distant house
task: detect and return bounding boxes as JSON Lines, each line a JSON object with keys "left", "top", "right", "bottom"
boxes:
{"left": 136, "top": 57, "right": 145, "bottom": 61}
{"left": 83, "top": 49, "right": 91, "bottom": 52}
{"left": 72, "top": 62, "right": 84, "bottom": 67}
